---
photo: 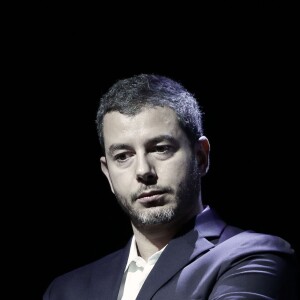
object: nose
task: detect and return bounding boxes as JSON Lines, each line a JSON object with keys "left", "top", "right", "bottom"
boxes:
{"left": 135, "top": 154, "right": 157, "bottom": 184}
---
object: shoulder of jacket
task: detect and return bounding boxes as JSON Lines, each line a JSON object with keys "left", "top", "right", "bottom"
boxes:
{"left": 219, "top": 229, "right": 294, "bottom": 256}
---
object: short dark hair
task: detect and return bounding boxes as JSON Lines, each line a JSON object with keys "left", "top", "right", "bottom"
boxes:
{"left": 96, "top": 74, "right": 204, "bottom": 150}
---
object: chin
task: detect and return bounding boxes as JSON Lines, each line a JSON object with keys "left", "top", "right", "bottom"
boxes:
{"left": 132, "top": 206, "right": 176, "bottom": 225}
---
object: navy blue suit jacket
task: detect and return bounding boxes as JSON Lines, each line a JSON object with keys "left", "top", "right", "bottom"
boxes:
{"left": 43, "top": 207, "right": 298, "bottom": 299}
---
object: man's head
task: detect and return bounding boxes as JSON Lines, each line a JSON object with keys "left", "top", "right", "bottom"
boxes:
{"left": 96, "top": 74, "right": 210, "bottom": 227}
{"left": 96, "top": 74, "right": 204, "bottom": 151}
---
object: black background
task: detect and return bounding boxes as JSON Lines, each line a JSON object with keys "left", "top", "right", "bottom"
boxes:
{"left": 8, "top": 3, "right": 299, "bottom": 299}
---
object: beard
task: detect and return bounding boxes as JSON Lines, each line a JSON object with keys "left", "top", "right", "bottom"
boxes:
{"left": 113, "top": 155, "right": 201, "bottom": 227}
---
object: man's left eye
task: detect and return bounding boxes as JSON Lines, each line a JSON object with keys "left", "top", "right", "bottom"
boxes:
{"left": 155, "top": 145, "right": 171, "bottom": 153}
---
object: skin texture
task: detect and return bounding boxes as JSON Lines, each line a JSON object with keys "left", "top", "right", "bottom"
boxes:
{"left": 100, "top": 106, "right": 210, "bottom": 259}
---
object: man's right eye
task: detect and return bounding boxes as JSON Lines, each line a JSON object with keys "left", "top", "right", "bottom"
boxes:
{"left": 114, "top": 152, "right": 132, "bottom": 162}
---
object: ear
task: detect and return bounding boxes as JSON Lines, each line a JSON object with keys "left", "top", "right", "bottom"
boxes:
{"left": 100, "top": 156, "right": 115, "bottom": 194}
{"left": 194, "top": 136, "right": 210, "bottom": 176}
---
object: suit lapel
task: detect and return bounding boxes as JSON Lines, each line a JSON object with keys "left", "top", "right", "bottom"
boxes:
{"left": 87, "top": 239, "right": 132, "bottom": 300}
{"left": 136, "top": 206, "right": 227, "bottom": 300}
{"left": 136, "top": 234, "right": 214, "bottom": 299}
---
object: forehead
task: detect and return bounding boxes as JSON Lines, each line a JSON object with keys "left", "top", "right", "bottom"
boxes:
{"left": 102, "top": 106, "right": 185, "bottom": 146}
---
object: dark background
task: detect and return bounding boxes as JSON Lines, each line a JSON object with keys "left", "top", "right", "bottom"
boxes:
{"left": 8, "top": 3, "right": 299, "bottom": 299}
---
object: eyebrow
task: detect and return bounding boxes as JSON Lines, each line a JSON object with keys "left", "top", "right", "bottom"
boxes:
{"left": 108, "top": 144, "right": 132, "bottom": 157}
{"left": 107, "top": 135, "right": 177, "bottom": 156}
{"left": 146, "top": 135, "right": 177, "bottom": 146}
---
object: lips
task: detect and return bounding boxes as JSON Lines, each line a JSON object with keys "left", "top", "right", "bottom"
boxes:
{"left": 136, "top": 190, "right": 166, "bottom": 204}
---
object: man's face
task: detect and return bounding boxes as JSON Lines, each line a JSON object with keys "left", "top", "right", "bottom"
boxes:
{"left": 100, "top": 106, "right": 204, "bottom": 227}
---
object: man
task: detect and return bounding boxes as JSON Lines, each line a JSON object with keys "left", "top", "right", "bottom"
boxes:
{"left": 43, "top": 74, "right": 298, "bottom": 299}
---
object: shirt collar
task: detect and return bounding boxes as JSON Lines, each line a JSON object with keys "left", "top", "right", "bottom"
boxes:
{"left": 125, "top": 236, "right": 139, "bottom": 271}
{"left": 124, "top": 235, "right": 167, "bottom": 271}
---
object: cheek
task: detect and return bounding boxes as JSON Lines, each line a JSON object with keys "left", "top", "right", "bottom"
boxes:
{"left": 159, "top": 155, "right": 192, "bottom": 184}
{"left": 108, "top": 168, "right": 134, "bottom": 194}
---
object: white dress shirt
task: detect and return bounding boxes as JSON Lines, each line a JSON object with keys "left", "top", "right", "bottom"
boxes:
{"left": 117, "top": 236, "right": 167, "bottom": 300}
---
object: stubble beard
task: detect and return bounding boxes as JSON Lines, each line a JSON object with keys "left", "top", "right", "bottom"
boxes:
{"left": 114, "top": 156, "right": 201, "bottom": 227}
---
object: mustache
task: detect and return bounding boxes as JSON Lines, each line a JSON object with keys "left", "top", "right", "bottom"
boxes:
{"left": 131, "top": 185, "right": 174, "bottom": 202}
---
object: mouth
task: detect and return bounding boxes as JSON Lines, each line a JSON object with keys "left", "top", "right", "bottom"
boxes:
{"left": 136, "top": 190, "right": 166, "bottom": 205}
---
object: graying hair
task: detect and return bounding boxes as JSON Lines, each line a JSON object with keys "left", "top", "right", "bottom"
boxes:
{"left": 96, "top": 74, "right": 204, "bottom": 150}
